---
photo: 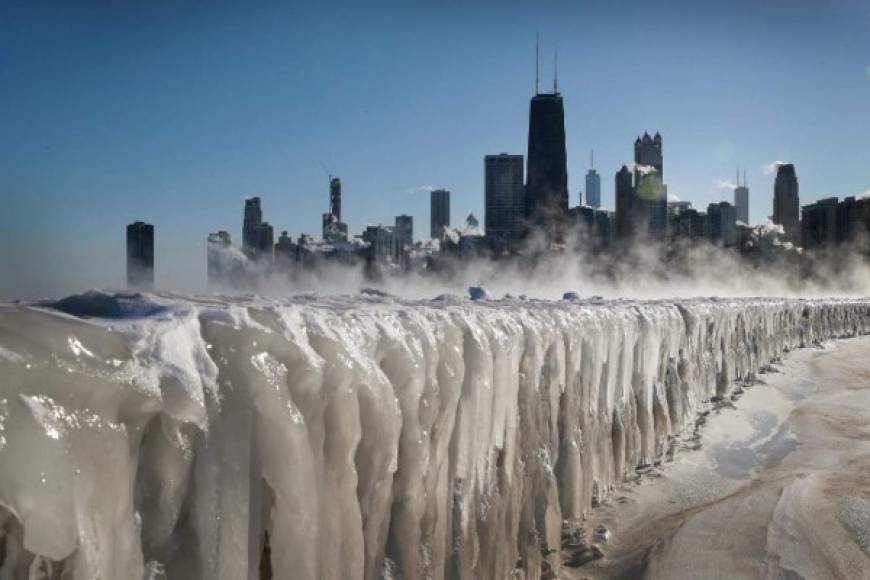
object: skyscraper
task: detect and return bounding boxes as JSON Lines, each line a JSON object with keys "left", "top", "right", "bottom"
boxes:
{"left": 584, "top": 150, "right": 601, "bottom": 208}
{"left": 330, "top": 177, "right": 342, "bottom": 222}
{"left": 525, "top": 91, "right": 569, "bottom": 229}
{"left": 126, "top": 221, "right": 154, "bottom": 290}
{"left": 430, "top": 189, "right": 450, "bottom": 239}
{"left": 485, "top": 153, "right": 525, "bottom": 242}
{"left": 395, "top": 214, "right": 413, "bottom": 259}
{"left": 322, "top": 177, "right": 348, "bottom": 243}
{"left": 802, "top": 197, "right": 838, "bottom": 250}
{"left": 734, "top": 168, "right": 750, "bottom": 224}
{"left": 207, "top": 230, "right": 232, "bottom": 286}
{"left": 242, "top": 196, "right": 274, "bottom": 261}
{"left": 243, "top": 197, "right": 263, "bottom": 254}
{"left": 633, "top": 132, "right": 667, "bottom": 240}
{"left": 614, "top": 165, "right": 636, "bottom": 241}
{"left": 707, "top": 201, "right": 738, "bottom": 247}
{"left": 773, "top": 163, "right": 800, "bottom": 244}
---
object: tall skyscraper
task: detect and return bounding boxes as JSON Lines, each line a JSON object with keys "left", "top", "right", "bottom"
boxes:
{"left": 633, "top": 132, "right": 667, "bottom": 240}
{"left": 485, "top": 153, "right": 525, "bottom": 241}
{"left": 734, "top": 168, "right": 750, "bottom": 224}
{"left": 773, "top": 163, "right": 800, "bottom": 244}
{"left": 614, "top": 165, "right": 636, "bottom": 241}
{"left": 207, "top": 230, "right": 232, "bottom": 286}
{"left": 707, "top": 201, "right": 738, "bottom": 247}
{"left": 430, "top": 189, "right": 450, "bottom": 239}
{"left": 243, "top": 197, "right": 263, "bottom": 253}
{"left": 242, "top": 197, "right": 274, "bottom": 261}
{"left": 802, "top": 197, "right": 838, "bottom": 249}
{"left": 322, "top": 177, "right": 348, "bottom": 243}
{"left": 395, "top": 214, "right": 413, "bottom": 258}
{"left": 330, "top": 177, "right": 342, "bottom": 222}
{"left": 126, "top": 221, "right": 154, "bottom": 290}
{"left": 584, "top": 150, "right": 601, "bottom": 208}
{"left": 525, "top": 89, "right": 569, "bottom": 229}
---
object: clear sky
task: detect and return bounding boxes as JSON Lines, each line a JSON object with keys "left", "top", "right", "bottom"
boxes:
{"left": 2, "top": 0, "right": 869, "bottom": 299}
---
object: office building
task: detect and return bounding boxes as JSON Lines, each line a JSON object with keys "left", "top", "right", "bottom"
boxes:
{"left": 127, "top": 221, "right": 154, "bottom": 290}
{"left": 802, "top": 197, "right": 839, "bottom": 250}
{"left": 773, "top": 164, "right": 800, "bottom": 245}
{"left": 633, "top": 132, "right": 667, "bottom": 240}
{"left": 584, "top": 150, "right": 601, "bottom": 208}
{"left": 207, "top": 230, "right": 231, "bottom": 286}
{"left": 430, "top": 189, "right": 450, "bottom": 239}
{"left": 525, "top": 90, "right": 569, "bottom": 228}
{"left": 485, "top": 154, "right": 525, "bottom": 242}
{"left": 734, "top": 169, "right": 749, "bottom": 224}
{"left": 707, "top": 201, "right": 738, "bottom": 247}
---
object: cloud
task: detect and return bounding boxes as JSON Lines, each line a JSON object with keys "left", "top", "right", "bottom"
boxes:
{"left": 715, "top": 178, "right": 737, "bottom": 190}
{"left": 408, "top": 185, "right": 437, "bottom": 194}
{"left": 856, "top": 190, "right": 870, "bottom": 200}
{"left": 667, "top": 193, "right": 681, "bottom": 203}
{"left": 763, "top": 160, "right": 790, "bottom": 175}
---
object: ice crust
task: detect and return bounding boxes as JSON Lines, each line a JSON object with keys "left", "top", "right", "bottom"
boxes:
{"left": 1, "top": 293, "right": 870, "bottom": 579}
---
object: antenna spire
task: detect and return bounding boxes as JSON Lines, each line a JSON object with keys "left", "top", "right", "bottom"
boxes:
{"left": 743, "top": 167, "right": 747, "bottom": 187}
{"left": 590, "top": 149, "right": 594, "bottom": 169}
{"left": 553, "top": 48, "right": 558, "bottom": 93}
{"left": 535, "top": 32, "right": 540, "bottom": 95}
{"left": 736, "top": 167, "right": 740, "bottom": 188}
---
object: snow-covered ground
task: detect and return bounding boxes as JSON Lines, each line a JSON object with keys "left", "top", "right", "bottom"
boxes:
{"left": 571, "top": 335, "right": 870, "bottom": 580}
{"left": 0, "top": 291, "right": 869, "bottom": 580}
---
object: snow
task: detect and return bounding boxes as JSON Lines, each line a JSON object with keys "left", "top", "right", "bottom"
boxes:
{"left": 0, "top": 292, "right": 869, "bottom": 579}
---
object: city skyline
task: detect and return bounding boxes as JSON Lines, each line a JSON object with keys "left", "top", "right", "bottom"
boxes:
{"left": 3, "top": 0, "right": 870, "bottom": 298}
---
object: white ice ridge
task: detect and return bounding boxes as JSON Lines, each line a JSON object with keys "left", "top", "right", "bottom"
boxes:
{"left": 1, "top": 292, "right": 869, "bottom": 580}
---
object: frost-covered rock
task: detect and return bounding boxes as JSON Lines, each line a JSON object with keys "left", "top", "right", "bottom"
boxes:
{"left": 0, "top": 294, "right": 868, "bottom": 579}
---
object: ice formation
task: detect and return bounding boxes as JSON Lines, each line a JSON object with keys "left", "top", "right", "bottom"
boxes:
{"left": 1, "top": 291, "right": 869, "bottom": 580}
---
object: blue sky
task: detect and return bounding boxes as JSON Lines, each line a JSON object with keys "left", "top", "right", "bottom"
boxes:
{"left": 2, "top": 0, "right": 869, "bottom": 298}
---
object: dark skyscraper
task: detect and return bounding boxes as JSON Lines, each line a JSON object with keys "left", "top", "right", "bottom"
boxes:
{"left": 773, "top": 163, "right": 800, "bottom": 244}
{"left": 802, "top": 197, "right": 838, "bottom": 249}
{"left": 633, "top": 132, "right": 667, "bottom": 240}
{"left": 430, "top": 189, "right": 450, "bottom": 239}
{"left": 126, "top": 221, "right": 154, "bottom": 290}
{"left": 525, "top": 90, "right": 569, "bottom": 229}
{"left": 584, "top": 150, "right": 601, "bottom": 208}
{"left": 614, "top": 165, "right": 637, "bottom": 241}
{"left": 485, "top": 153, "right": 525, "bottom": 241}
{"left": 330, "top": 177, "right": 342, "bottom": 222}
{"left": 395, "top": 214, "right": 413, "bottom": 257}
{"left": 242, "top": 196, "right": 274, "bottom": 261}
{"left": 734, "top": 168, "right": 749, "bottom": 224}
{"left": 207, "top": 230, "right": 232, "bottom": 286}
{"left": 243, "top": 197, "right": 263, "bottom": 253}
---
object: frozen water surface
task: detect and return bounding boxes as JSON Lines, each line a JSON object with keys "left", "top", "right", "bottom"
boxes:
{"left": 1, "top": 291, "right": 870, "bottom": 579}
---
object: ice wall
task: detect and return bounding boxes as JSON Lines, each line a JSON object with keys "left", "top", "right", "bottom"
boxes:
{"left": 1, "top": 293, "right": 869, "bottom": 580}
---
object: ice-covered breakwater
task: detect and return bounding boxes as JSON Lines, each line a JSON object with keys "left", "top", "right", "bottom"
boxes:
{"left": 1, "top": 293, "right": 869, "bottom": 580}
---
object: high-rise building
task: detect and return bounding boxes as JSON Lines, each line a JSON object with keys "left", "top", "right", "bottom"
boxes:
{"left": 242, "top": 197, "right": 274, "bottom": 261}
{"left": 773, "top": 164, "right": 800, "bottom": 245}
{"left": 707, "top": 201, "right": 738, "bottom": 247}
{"left": 485, "top": 153, "right": 525, "bottom": 242}
{"left": 430, "top": 189, "right": 450, "bottom": 239}
{"left": 525, "top": 91, "right": 569, "bottom": 229}
{"left": 330, "top": 177, "right": 342, "bottom": 222}
{"left": 362, "top": 225, "right": 396, "bottom": 263}
{"left": 614, "top": 165, "right": 639, "bottom": 242}
{"left": 734, "top": 168, "right": 749, "bottom": 224}
{"left": 802, "top": 197, "right": 839, "bottom": 250}
{"left": 207, "top": 230, "right": 231, "bottom": 286}
{"left": 584, "top": 150, "right": 601, "bottom": 208}
{"left": 127, "top": 221, "right": 154, "bottom": 290}
{"left": 633, "top": 132, "right": 667, "bottom": 240}
{"left": 243, "top": 197, "right": 263, "bottom": 254}
{"left": 395, "top": 214, "right": 413, "bottom": 261}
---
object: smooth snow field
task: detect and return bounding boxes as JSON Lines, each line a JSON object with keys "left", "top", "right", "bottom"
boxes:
{"left": 1, "top": 291, "right": 869, "bottom": 580}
